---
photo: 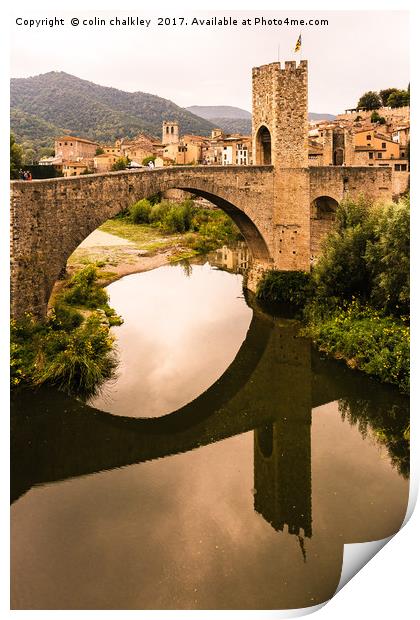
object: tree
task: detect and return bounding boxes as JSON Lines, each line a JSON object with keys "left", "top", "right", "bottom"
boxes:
{"left": 313, "top": 198, "right": 375, "bottom": 301}
{"left": 380, "top": 88, "right": 398, "bottom": 107}
{"left": 95, "top": 147, "right": 105, "bottom": 156}
{"left": 387, "top": 89, "right": 409, "bottom": 109}
{"left": 370, "top": 111, "right": 386, "bottom": 124}
{"left": 357, "top": 91, "right": 381, "bottom": 110}
{"left": 142, "top": 155, "right": 156, "bottom": 166}
{"left": 111, "top": 156, "right": 130, "bottom": 171}
{"left": 365, "top": 197, "right": 409, "bottom": 316}
{"left": 10, "top": 134, "right": 23, "bottom": 179}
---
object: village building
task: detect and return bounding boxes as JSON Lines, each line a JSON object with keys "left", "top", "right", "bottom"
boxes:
{"left": 121, "top": 133, "right": 161, "bottom": 165}
{"left": 54, "top": 136, "right": 99, "bottom": 162}
{"left": 62, "top": 159, "right": 93, "bottom": 177}
{"left": 93, "top": 153, "right": 120, "bottom": 173}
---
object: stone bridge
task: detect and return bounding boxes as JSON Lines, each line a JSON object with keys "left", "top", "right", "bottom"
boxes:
{"left": 10, "top": 59, "right": 396, "bottom": 318}
{"left": 10, "top": 164, "right": 392, "bottom": 319}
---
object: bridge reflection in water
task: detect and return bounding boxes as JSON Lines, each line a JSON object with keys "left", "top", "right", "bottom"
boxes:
{"left": 11, "top": 292, "right": 408, "bottom": 564}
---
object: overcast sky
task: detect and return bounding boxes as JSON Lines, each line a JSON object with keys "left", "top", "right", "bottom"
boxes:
{"left": 11, "top": 10, "right": 409, "bottom": 114}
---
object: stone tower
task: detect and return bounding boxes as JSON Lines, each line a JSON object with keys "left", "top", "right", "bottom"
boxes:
{"left": 251, "top": 60, "right": 310, "bottom": 273}
{"left": 252, "top": 60, "right": 308, "bottom": 168}
{"left": 162, "top": 121, "right": 179, "bottom": 145}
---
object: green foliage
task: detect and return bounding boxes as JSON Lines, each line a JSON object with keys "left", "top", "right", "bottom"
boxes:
{"left": 95, "top": 147, "right": 105, "bottom": 155}
{"left": 10, "top": 134, "right": 23, "bottom": 179}
{"left": 303, "top": 300, "right": 409, "bottom": 393}
{"left": 313, "top": 197, "right": 375, "bottom": 302}
{"left": 256, "top": 270, "right": 314, "bottom": 308}
{"left": 111, "top": 156, "right": 130, "bottom": 171}
{"left": 129, "top": 199, "right": 153, "bottom": 224}
{"left": 142, "top": 155, "right": 156, "bottom": 166}
{"left": 256, "top": 196, "right": 410, "bottom": 393}
{"left": 63, "top": 265, "right": 109, "bottom": 308}
{"left": 370, "top": 110, "right": 386, "bottom": 124}
{"left": 312, "top": 196, "right": 409, "bottom": 317}
{"left": 365, "top": 197, "right": 409, "bottom": 315}
{"left": 387, "top": 89, "right": 409, "bottom": 108}
{"left": 32, "top": 313, "right": 118, "bottom": 399}
{"left": 11, "top": 265, "right": 123, "bottom": 397}
{"left": 11, "top": 71, "right": 215, "bottom": 157}
{"left": 357, "top": 91, "right": 381, "bottom": 110}
{"left": 379, "top": 88, "right": 399, "bottom": 107}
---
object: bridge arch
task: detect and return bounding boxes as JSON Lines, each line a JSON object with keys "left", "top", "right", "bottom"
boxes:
{"left": 255, "top": 125, "right": 272, "bottom": 165}
{"left": 11, "top": 168, "right": 274, "bottom": 319}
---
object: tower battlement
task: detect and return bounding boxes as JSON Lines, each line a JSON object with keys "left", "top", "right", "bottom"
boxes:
{"left": 252, "top": 59, "right": 307, "bottom": 76}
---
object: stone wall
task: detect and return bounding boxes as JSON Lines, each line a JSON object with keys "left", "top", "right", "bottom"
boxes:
{"left": 309, "top": 166, "right": 394, "bottom": 257}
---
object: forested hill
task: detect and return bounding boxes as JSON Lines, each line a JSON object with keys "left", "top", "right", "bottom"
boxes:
{"left": 10, "top": 71, "right": 216, "bottom": 156}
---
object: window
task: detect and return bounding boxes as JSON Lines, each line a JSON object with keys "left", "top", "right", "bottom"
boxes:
{"left": 401, "top": 164, "right": 407, "bottom": 171}
{"left": 382, "top": 142, "right": 386, "bottom": 148}
{"left": 395, "top": 164, "right": 401, "bottom": 171}
{"left": 64, "top": 142, "right": 68, "bottom": 145}
{"left": 369, "top": 152, "right": 373, "bottom": 159}
{"left": 377, "top": 152, "right": 382, "bottom": 159}
{"left": 171, "top": 127, "right": 174, "bottom": 134}
{"left": 367, "top": 135, "right": 371, "bottom": 140}
{"left": 401, "top": 152, "right": 405, "bottom": 157}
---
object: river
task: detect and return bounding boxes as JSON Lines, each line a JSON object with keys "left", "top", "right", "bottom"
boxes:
{"left": 10, "top": 247, "right": 409, "bottom": 610}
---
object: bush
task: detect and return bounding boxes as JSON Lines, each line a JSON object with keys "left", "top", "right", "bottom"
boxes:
{"left": 256, "top": 270, "right": 315, "bottom": 308}
{"left": 32, "top": 313, "right": 118, "bottom": 398}
{"left": 129, "top": 199, "right": 152, "bottom": 224}
{"left": 303, "top": 300, "right": 409, "bottom": 393}
{"left": 11, "top": 264, "right": 122, "bottom": 397}
{"left": 63, "top": 265, "right": 109, "bottom": 309}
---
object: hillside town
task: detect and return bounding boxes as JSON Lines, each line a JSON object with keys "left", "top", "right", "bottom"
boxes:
{"left": 37, "top": 104, "right": 409, "bottom": 191}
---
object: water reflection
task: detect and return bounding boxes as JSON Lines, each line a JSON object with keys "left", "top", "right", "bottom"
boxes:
{"left": 11, "top": 252, "right": 409, "bottom": 610}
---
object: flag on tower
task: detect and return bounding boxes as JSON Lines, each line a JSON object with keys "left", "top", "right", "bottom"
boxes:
{"left": 294, "top": 34, "right": 302, "bottom": 52}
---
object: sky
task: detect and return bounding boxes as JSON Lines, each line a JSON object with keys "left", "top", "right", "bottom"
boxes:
{"left": 10, "top": 10, "right": 409, "bottom": 115}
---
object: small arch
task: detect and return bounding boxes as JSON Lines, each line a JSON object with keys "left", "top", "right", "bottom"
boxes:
{"left": 255, "top": 125, "right": 272, "bottom": 165}
{"left": 311, "top": 195, "right": 339, "bottom": 221}
{"left": 310, "top": 195, "right": 339, "bottom": 258}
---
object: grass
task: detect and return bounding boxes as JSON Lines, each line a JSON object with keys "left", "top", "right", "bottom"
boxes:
{"left": 11, "top": 265, "right": 123, "bottom": 398}
{"left": 98, "top": 219, "right": 179, "bottom": 250}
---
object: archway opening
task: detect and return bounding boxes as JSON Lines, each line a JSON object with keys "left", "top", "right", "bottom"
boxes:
{"left": 255, "top": 125, "right": 272, "bottom": 165}
{"left": 333, "top": 148, "right": 344, "bottom": 166}
{"left": 46, "top": 183, "right": 272, "bottom": 318}
{"left": 310, "top": 195, "right": 339, "bottom": 259}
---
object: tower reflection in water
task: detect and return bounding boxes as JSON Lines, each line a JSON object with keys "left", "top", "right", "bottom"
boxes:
{"left": 254, "top": 319, "right": 312, "bottom": 557}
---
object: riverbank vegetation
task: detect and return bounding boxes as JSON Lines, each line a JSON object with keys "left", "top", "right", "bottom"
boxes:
{"left": 103, "top": 197, "right": 242, "bottom": 258}
{"left": 11, "top": 266, "right": 122, "bottom": 398}
{"left": 257, "top": 196, "right": 409, "bottom": 393}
